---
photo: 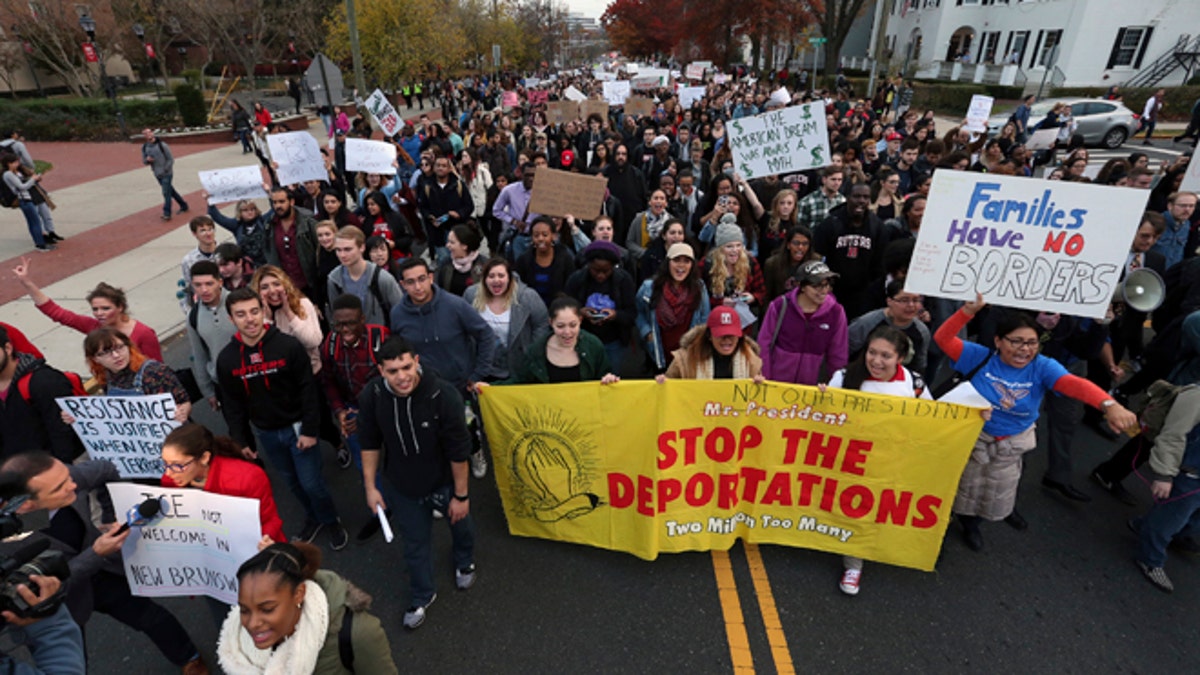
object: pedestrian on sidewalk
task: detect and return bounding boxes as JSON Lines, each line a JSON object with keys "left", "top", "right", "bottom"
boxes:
{"left": 3, "top": 153, "right": 50, "bottom": 250}
{"left": 141, "top": 129, "right": 189, "bottom": 221}
{"left": 1174, "top": 96, "right": 1200, "bottom": 145}
{"left": 230, "top": 100, "right": 254, "bottom": 153}
{"left": 288, "top": 77, "right": 303, "bottom": 115}
{"left": 1138, "top": 89, "right": 1165, "bottom": 146}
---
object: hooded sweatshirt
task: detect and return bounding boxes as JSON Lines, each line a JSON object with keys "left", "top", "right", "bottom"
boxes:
{"left": 388, "top": 287, "right": 495, "bottom": 390}
{"left": 216, "top": 326, "right": 320, "bottom": 446}
{"left": 759, "top": 289, "right": 849, "bottom": 385}
{"left": 0, "top": 353, "right": 84, "bottom": 462}
{"left": 356, "top": 369, "right": 471, "bottom": 498}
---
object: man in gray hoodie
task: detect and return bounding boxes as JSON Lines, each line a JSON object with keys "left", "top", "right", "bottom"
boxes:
{"left": 141, "top": 128, "right": 188, "bottom": 221}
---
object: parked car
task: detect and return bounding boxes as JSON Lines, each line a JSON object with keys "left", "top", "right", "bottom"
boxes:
{"left": 988, "top": 97, "right": 1137, "bottom": 149}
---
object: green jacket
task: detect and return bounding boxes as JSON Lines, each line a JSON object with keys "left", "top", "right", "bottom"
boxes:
{"left": 263, "top": 208, "right": 320, "bottom": 290}
{"left": 507, "top": 331, "right": 610, "bottom": 384}
{"left": 313, "top": 570, "right": 398, "bottom": 675}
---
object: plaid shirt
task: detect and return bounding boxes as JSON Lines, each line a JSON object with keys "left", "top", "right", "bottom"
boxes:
{"left": 797, "top": 189, "right": 846, "bottom": 231}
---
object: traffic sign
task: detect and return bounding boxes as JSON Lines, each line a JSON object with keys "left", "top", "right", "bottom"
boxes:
{"left": 809, "top": 37, "right": 827, "bottom": 44}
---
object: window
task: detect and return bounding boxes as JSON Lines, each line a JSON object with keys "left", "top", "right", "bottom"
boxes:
{"left": 1004, "top": 30, "right": 1030, "bottom": 64}
{"left": 977, "top": 31, "right": 1000, "bottom": 63}
{"left": 1032, "top": 29, "right": 1063, "bottom": 68}
{"left": 1106, "top": 26, "right": 1154, "bottom": 69}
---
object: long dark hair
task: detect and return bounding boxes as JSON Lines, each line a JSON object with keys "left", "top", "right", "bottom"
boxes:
{"left": 320, "top": 189, "right": 351, "bottom": 224}
{"left": 841, "top": 325, "right": 911, "bottom": 391}
{"left": 363, "top": 191, "right": 391, "bottom": 219}
{"left": 649, "top": 250, "right": 702, "bottom": 308}
{"left": 162, "top": 423, "right": 246, "bottom": 461}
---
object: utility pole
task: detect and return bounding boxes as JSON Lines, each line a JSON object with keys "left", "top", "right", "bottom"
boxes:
{"left": 345, "top": 0, "right": 367, "bottom": 95}
{"left": 867, "top": 0, "right": 894, "bottom": 98}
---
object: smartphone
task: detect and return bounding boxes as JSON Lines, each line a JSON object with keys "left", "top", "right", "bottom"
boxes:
{"left": 436, "top": 214, "right": 449, "bottom": 225}
{"left": 718, "top": 195, "right": 731, "bottom": 207}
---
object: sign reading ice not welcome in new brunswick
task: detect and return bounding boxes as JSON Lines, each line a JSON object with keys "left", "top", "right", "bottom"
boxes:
{"left": 726, "top": 102, "right": 830, "bottom": 178}
{"left": 108, "top": 483, "right": 262, "bottom": 605}
{"left": 906, "top": 172, "right": 1148, "bottom": 319}
{"left": 479, "top": 380, "right": 984, "bottom": 571}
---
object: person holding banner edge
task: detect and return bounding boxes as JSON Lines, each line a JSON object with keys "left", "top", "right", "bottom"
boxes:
{"left": 933, "top": 294, "right": 1137, "bottom": 552}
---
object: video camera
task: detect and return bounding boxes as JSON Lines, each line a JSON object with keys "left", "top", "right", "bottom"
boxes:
{"left": 0, "top": 477, "right": 69, "bottom": 622}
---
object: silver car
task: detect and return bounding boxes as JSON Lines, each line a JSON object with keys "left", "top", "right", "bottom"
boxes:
{"left": 988, "top": 97, "right": 1137, "bottom": 149}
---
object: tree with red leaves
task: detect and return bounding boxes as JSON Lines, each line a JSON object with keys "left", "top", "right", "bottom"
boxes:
{"left": 600, "top": 0, "right": 682, "bottom": 60}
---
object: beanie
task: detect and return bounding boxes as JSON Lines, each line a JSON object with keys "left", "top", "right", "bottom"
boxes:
{"left": 714, "top": 222, "right": 743, "bottom": 249}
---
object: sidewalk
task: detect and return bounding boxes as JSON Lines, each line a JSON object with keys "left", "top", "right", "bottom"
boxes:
{"left": 1, "top": 101, "right": 438, "bottom": 375}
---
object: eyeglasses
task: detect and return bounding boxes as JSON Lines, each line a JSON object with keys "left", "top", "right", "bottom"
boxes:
{"left": 1003, "top": 337, "right": 1041, "bottom": 349}
{"left": 889, "top": 296, "right": 922, "bottom": 305}
{"left": 163, "top": 457, "right": 198, "bottom": 473}
{"left": 93, "top": 344, "right": 129, "bottom": 358}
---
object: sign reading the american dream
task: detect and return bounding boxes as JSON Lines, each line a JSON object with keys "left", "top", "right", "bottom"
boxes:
{"left": 479, "top": 380, "right": 983, "bottom": 571}
{"left": 726, "top": 102, "right": 830, "bottom": 178}
{"left": 906, "top": 172, "right": 1148, "bottom": 318}
{"left": 56, "top": 394, "right": 180, "bottom": 478}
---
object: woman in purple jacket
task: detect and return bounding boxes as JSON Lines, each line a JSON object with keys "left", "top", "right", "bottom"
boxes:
{"left": 759, "top": 260, "right": 848, "bottom": 385}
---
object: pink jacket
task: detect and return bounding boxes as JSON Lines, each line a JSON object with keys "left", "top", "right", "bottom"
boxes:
{"left": 759, "top": 290, "right": 848, "bottom": 386}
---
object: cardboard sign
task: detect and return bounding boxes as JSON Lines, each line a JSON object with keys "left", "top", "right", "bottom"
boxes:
{"left": 624, "top": 96, "right": 656, "bottom": 117}
{"left": 603, "top": 80, "right": 632, "bottom": 106}
{"left": 528, "top": 89, "right": 550, "bottom": 105}
{"left": 345, "top": 138, "right": 397, "bottom": 175}
{"left": 1024, "top": 128, "right": 1059, "bottom": 151}
{"left": 964, "top": 94, "right": 994, "bottom": 133}
{"left": 266, "top": 132, "right": 327, "bottom": 185}
{"left": 56, "top": 394, "right": 180, "bottom": 478}
{"left": 726, "top": 102, "right": 831, "bottom": 179}
{"left": 548, "top": 100, "right": 578, "bottom": 125}
{"left": 580, "top": 100, "right": 610, "bottom": 123}
{"left": 528, "top": 168, "right": 609, "bottom": 219}
{"left": 199, "top": 165, "right": 267, "bottom": 205}
{"left": 678, "top": 86, "right": 706, "bottom": 109}
{"left": 364, "top": 88, "right": 401, "bottom": 136}
{"left": 905, "top": 172, "right": 1149, "bottom": 319}
{"left": 108, "top": 483, "right": 262, "bottom": 605}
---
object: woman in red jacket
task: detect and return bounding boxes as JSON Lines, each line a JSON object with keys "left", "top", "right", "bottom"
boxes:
{"left": 159, "top": 423, "right": 286, "bottom": 544}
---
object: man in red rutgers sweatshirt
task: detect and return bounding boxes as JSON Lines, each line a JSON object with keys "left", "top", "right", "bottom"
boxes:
{"left": 216, "top": 287, "right": 348, "bottom": 550}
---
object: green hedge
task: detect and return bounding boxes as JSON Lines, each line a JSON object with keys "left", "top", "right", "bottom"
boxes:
{"left": 1051, "top": 85, "right": 1200, "bottom": 121}
{"left": 174, "top": 85, "right": 206, "bottom": 127}
{"left": 0, "top": 98, "right": 179, "bottom": 141}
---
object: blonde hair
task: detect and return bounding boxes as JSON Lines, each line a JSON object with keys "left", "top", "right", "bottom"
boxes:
{"left": 472, "top": 258, "right": 519, "bottom": 312}
{"left": 708, "top": 245, "right": 751, "bottom": 297}
{"left": 250, "top": 265, "right": 307, "bottom": 320}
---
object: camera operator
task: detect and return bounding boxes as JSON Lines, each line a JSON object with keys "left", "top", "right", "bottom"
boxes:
{"left": 0, "top": 452, "right": 208, "bottom": 674}
{"left": 0, "top": 574, "right": 85, "bottom": 675}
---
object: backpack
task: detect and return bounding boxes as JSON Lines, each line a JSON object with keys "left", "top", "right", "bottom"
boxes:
{"left": 330, "top": 267, "right": 392, "bottom": 321}
{"left": 325, "top": 324, "right": 388, "bottom": 366}
{"left": 0, "top": 176, "right": 18, "bottom": 209}
{"left": 17, "top": 367, "right": 89, "bottom": 403}
{"left": 1127, "top": 380, "right": 1196, "bottom": 441}
{"left": 338, "top": 610, "right": 356, "bottom": 671}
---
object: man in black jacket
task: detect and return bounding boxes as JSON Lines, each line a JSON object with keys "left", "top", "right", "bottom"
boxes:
{"left": 216, "top": 288, "right": 347, "bottom": 550}
{"left": 359, "top": 336, "right": 475, "bottom": 630}
{"left": 0, "top": 326, "right": 83, "bottom": 462}
{"left": 604, "top": 144, "right": 647, "bottom": 243}
{"left": 416, "top": 154, "right": 473, "bottom": 267}
{"left": 813, "top": 184, "right": 887, "bottom": 320}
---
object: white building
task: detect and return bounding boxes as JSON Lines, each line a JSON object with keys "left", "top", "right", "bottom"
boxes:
{"left": 880, "top": 0, "right": 1200, "bottom": 88}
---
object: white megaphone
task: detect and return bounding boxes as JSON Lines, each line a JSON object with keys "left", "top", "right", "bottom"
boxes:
{"left": 1118, "top": 268, "right": 1165, "bottom": 312}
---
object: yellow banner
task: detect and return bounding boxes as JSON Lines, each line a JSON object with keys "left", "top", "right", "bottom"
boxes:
{"left": 478, "top": 380, "right": 984, "bottom": 571}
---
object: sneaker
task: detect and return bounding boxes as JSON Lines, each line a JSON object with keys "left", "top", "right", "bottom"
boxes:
{"left": 179, "top": 203, "right": 190, "bottom": 214}
{"left": 470, "top": 450, "right": 488, "bottom": 479}
{"left": 403, "top": 593, "right": 436, "bottom": 629}
{"left": 1003, "top": 509, "right": 1028, "bottom": 531}
{"left": 328, "top": 522, "right": 349, "bottom": 551}
{"left": 295, "top": 520, "right": 324, "bottom": 543}
{"left": 336, "top": 444, "right": 353, "bottom": 469}
{"left": 1092, "top": 469, "right": 1138, "bottom": 506}
{"left": 839, "top": 568, "right": 861, "bottom": 596}
{"left": 1136, "top": 560, "right": 1174, "bottom": 593}
{"left": 356, "top": 517, "right": 381, "bottom": 543}
{"left": 45, "top": 232, "right": 63, "bottom": 242}
{"left": 35, "top": 244, "right": 55, "bottom": 252}
{"left": 161, "top": 214, "right": 172, "bottom": 221}
{"left": 456, "top": 564, "right": 477, "bottom": 590}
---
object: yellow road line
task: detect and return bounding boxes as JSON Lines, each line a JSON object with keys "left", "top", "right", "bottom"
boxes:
{"left": 710, "top": 549, "right": 755, "bottom": 674}
{"left": 744, "top": 544, "right": 795, "bottom": 675}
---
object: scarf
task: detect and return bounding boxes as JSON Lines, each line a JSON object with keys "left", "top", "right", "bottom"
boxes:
{"left": 217, "top": 580, "right": 329, "bottom": 675}
{"left": 657, "top": 281, "right": 696, "bottom": 330}
{"left": 452, "top": 249, "right": 481, "bottom": 274}
{"left": 645, "top": 210, "right": 669, "bottom": 242}
{"left": 692, "top": 346, "right": 752, "bottom": 380}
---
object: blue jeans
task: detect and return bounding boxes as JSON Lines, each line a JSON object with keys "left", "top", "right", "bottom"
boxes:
{"left": 379, "top": 478, "right": 474, "bottom": 606}
{"left": 344, "top": 429, "right": 382, "bottom": 492}
{"left": 510, "top": 232, "right": 531, "bottom": 260}
{"left": 18, "top": 200, "right": 45, "bottom": 247}
{"left": 253, "top": 424, "right": 339, "bottom": 525}
{"left": 602, "top": 340, "right": 626, "bottom": 375}
{"left": 158, "top": 173, "right": 187, "bottom": 216}
{"left": 1134, "top": 473, "right": 1200, "bottom": 568}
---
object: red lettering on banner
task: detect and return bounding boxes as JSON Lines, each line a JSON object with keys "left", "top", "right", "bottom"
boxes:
{"left": 819, "top": 477, "right": 838, "bottom": 512}
{"left": 781, "top": 428, "right": 808, "bottom": 464}
{"left": 636, "top": 474, "right": 654, "bottom": 516}
{"left": 607, "top": 473, "right": 632, "bottom": 508}
{"left": 840, "top": 440, "right": 873, "bottom": 476}
{"left": 685, "top": 474, "right": 715, "bottom": 506}
{"left": 839, "top": 485, "right": 875, "bottom": 518}
{"left": 875, "top": 490, "right": 913, "bottom": 525}
{"left": 805, "top": 432, "right": 842, "bottom": 470}
{"left": 795, "top": 472, "right": 821, "bottom": 506}
{"left": 706, "top": 427, "right": 736, "bottom": 463}
{"left": 911, "top": 495, "right": 942, "bottom": 528}
{"left": 760, "top": 472, "right": 792, "bottom": 506}
{"left": 717, "top": 473, "right": 739, "bottom": 509}
{"left": 658, "top": 479, "right": 681, "bottom": 513}
{"left": 740, "top": 467, "right": 767, "bottom": 502}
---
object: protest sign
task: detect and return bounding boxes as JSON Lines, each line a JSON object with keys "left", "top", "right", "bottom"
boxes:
{"left": 624, "top": 96, "right": 655, "bottom": 117}
{"left": 1024, "top": 128, "right": 1059, "bottom": 150}
{"left": 726, "top": 102, "right": 831, "bottom": 179}
{"left": 580, "top": 100, "right": 610, "bottom": 123}
{"left": 631, "top": 76, "right": 660, "bottom": 91}
{"left": 363, "top": 88, "right": 401, "bottom": 136}
{"left": 528, "top": 168, "right": 609, "bottom": 219}
{"left": 267, "top": 132, "right": 327, "bottom": 185}
{"left": 1181, "top": 151, "right": 1200, "bottom": 192}
{"left": 108, "top": 483, "right": 262, "bottom": 604}
{"left": 714, "top": 73, "right": 729, "bottom": 85}
{"left": 345, "top": 138, "right": 397, "bottom": 175}
{"left": 594, "top": 71, "right": 617, "bottom": 82}
{"left": 639, "top": 68, "right": 670, "bottom": 87}
{"left": 548, "top": 100, "right": 579, "bottom": 125}
{"left": 564, "top": 85, "right": 587, "bottom": 102}
{"left": 198, "top": 165, "right": 266, "bottom": 205}
{"left": 685, "top": 63, "right": 705, "bottom": 80}
{"left": 905, "top": 172, "right": 1149, "bottom": 319}
{"left": 602, "top": 80, "right": 632, "bottom": 106}
{"left": 678, "top": 86, "right": 706, "bottom": 109}
{"left": 525, "top": 77, "right": 541, "bottom": 89}
{"left": 479, "top": 380, "right": 983, "bottom": 570}
{"left": 501, "top": 90, "right": 520, "bottom": 109}
{"left": 528, "top": 89, "right": 550, "bottom": 105}
{"left": 56, "top": 394, "right": 180, "bottom": 479}
{"left": 964, "top": 94, "right": 994, "bottom": 133}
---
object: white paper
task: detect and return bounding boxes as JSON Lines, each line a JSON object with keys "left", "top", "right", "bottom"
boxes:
{"left": 108, "top": 483, "right": 262, "bottom": 604}
{"left": 602, "top": 80, "right": 632, "bottom": 106}
{"left": 564, "top": 85, "right": 587, "bottom": 102}
{"left": 726, "top": 102, "right": 831, "bottom": 179}
{"left": 769, "top": 87, "right": 790, "bottom": 106}
{"left": 377, "top": 504, "right": 394, "bottom": 543}
{"left": 904, "top": 172, "right": 1149, "bottom": 319}
{"left": 1181, "top": 152, "right": 1200, "bottom": 193}
{"left": 685, "top": 63, "right": 705, "bottom": 80}
{"left": 964, "top": 95, "right": 994, "bottom": 133}
{"left": 345, "top": 138, "right": 397, "bottom": 175}
{"left": 267, "top": 131, "right": 328, "bottom": 186}
{"left": 199, "top": 165, "right": 267, "bottom": 205}
{"left": 363, "top": 88, "right": 402, "bottom": 136}
{"left": 678, "top": 86, "right": 706, "bottom": 109}
{"left": 937, "top": 382, "right": 992, "bottom": 408}
{"left": 56, "top": 394, "right": 180, "bottom": 478}
{"left": 1024, "top": 128, "right": 1059, "bottom": 150}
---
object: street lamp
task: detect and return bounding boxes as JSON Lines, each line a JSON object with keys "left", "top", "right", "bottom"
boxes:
{"left": 11, "top": 24, "right": 44, "bottom": 98}
{"left": 79, "top": 15, "right": 127, "bottom": 137}
{"left": 132, "top": 23, "right": 161, "bottom": 99}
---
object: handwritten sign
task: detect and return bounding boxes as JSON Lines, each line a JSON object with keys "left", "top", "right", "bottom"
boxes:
{"left": 1180, "top": 152, "right": 1200, "bottom": 192}
{"left": 603, "top": 80, "right": 632, "bottom": 106}
{"left": 199, "top": 166, "right": 266, "bottom": 205}
{"left": 564, "top": 86, "right": 587, "bottom": 102}
{"left": 364, "top": 88, "right": 401, "bottom": 136}
{"left": 726, "top": 102, "right": 831, "bottom": 179}
{"left": 345, "top": 138, "right": 397, "bottom": 175}
{"left": 267, "top": 131, "right": 327, "bottom": 186}
{"left": 685, "top": 63, "right": 705, "bottom": 80}
{"left": 528, "top": 168, "right": 609, "bottom": 220}
{"left": 1024, "top": 128, "right": 1059, "bottom": 151}
{"left": 631, "top": 76, "right": 660, "bottom": 91}
{"left": 580, "top": 100, "right": 610, "bottom": 123}
{"left": 548, "top": 100, "right": 579, "bottom": 125}
{"left": 528, "top": 89, "right": 550, "bottom": 105}
{"left": 624, "top": 96, "right": 655, "bottom": 117}
{"left": 964, "top": 94, "right": 994, "bottom": 133}
{"left": 714, "top": 73, "right": 729, "bottom": 85}
{"left": 678, "top": 86, "right": 706, "bottom": 109}
{"left": 55, "top": 394, "right": 179, "bottom": 479}
{"left": 905, "top": 172, "right": 1149, "bottom": 319}
{"left": 108, "top": 483, "right": 262, "bottom": 605}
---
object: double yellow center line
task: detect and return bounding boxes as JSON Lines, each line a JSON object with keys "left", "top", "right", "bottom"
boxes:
{"left": 710, "top": 544, "right": 795, "bottom": 674}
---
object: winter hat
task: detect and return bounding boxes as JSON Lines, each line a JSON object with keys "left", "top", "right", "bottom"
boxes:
{"left": 714, "top": 222, "right": 743, "bottom": 249}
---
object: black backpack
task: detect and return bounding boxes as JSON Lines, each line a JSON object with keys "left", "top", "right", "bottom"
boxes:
{"left": 0, "top": 175, "right": 19, "bottom": 208}
{"left": 330, "top": 267, "right": 392, "bottom": 320}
